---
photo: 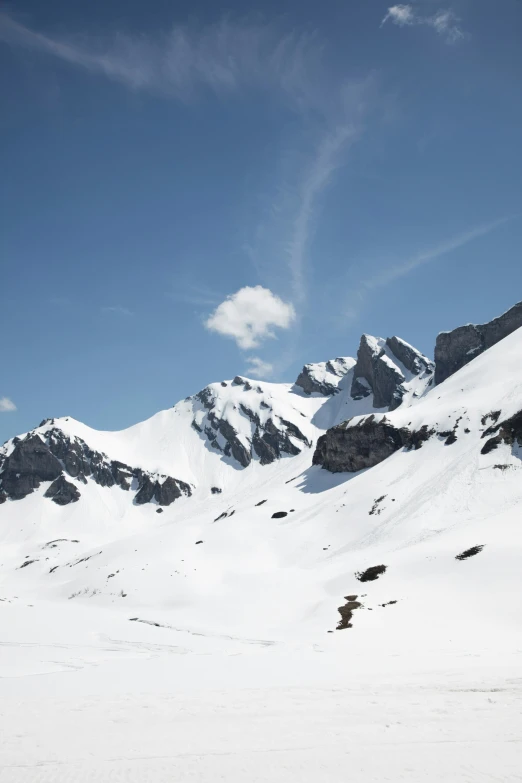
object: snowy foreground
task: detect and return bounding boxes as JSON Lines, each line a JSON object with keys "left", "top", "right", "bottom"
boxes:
{"left": 1, "top": 328, "right": 522, "bottom": 780}
{"left": 2, "top": 615, "right": 521, "bottom": 782}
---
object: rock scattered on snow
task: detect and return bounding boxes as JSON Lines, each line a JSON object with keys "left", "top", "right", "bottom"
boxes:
{"left": 337, "top": 597, "right": 363, "bottom": 629}
{"left": 356, "top": 565, "right": 387, "bottom": 582}
{"left": 455, "top": 545, "right": 484, "bottom": 561}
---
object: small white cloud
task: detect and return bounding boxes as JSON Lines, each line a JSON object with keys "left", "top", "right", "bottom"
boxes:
{"left": 381, "top": 4, "right": 465, "bottom": 43}
{"left": 0, "top": 397, "right": 17, "bottom": 412}
{"left": 245, "top": 356, "right": 274, "bottom": 378}
{"left": 205, "top": 286, "right": 295, "bottom": 350}
{"left": 381, "top": 5, "right": 415, "bottom": 27}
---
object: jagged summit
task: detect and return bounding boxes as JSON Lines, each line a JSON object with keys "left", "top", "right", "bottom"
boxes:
{"left": 294, "top": 356, "right": 355, "bottom": 396}
{"left": 350, "top": 333, "right": 433, "bottom": 410}
{"left": 0, "top": 303, "right": 519, "bottom": 520}
{"left": 191, "top": 376, "right": 313, "bottom": 467}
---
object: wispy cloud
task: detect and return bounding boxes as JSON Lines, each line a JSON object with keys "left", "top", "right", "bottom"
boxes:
{"left": 364, "top": 217, "right": 510, "bottom": 290}
{"left": 168, "top": 282, "right": 224, "bottom": 308}
{"left": 245, "top": 356, "right": 274, "bottom": 378}
{"left": 247, "top": 79, "right": 372, "bottom": 309}
{"left": 345, "top": 216, "right": 511, "bottom": 319}
{"left": 284, "top": 123, "right": 361, "bottom": 304}
{"left": 382, "top": 5, "right": 416, "bottom": 26}
{"left": 101, "top": 305, "right": 134, "bottom": 317}
{"left": 0, "top": 397, "right": 17, "bottom": 413}
{"left": 381, "top": 5, "right": 465, "bottom": 43}
{"left": 0, "top": 11, "right": 325, "bottom": 108}
{"left": 0, "top": 10, "right": 373, "bottom": 369}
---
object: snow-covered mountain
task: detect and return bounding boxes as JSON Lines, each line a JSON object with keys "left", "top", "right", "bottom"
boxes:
{"left": 0, "top": 331, "right": 434, "bottom": 510}
{"left": 1, "top": 300, "right": 521, "bottom": 613}
{"left": 1, "top": 302, "right": 522, "bottom": 781}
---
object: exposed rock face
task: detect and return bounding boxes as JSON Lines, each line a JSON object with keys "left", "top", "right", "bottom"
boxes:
{"left": 435, "top": 301, "right": 522, "bottom": 385}
{"left": 481, "top": 409, "right": 522, "bottom": 455}
{"left": 351, "top": 335, "right": 383, "bottom": 397}
{"left": 337, "top": 598, "right": 362, "bottom": 630}
{"left": 295, "top": 357, "right": 353, "bottom": 396}
{"left": 44, "top": 475, "right": 81, "bottom": 505}
{"left": 385, "top": 336, "right": 432, "bottom": 375}
{"left": 373, "top": 354, "right": 406, "bottom": 410}
{"left": 252, "top": 419, "right": 302, "bottom": 465}
{"left": 313, "top": 415, "right": 411, "bottom": 473}
{"left": 350, "top": 335, "right": 432, "bottom": 410}
{"left": 312, "top": 415, "right": 434, "bottom": 474}
{"left": 350, "top": 336, "right": 406, "bottom": 409}
{"left": 134, "top": 475, "right": 190, "bottom": 506}
{"left": 0, "top": 435, "right": 62, "bottom": 500}
{"left": 193, "top": 385, "right": 310, "bottom": 468}
{"left": 0, "top": 430, "right": 191, "bottom": 506}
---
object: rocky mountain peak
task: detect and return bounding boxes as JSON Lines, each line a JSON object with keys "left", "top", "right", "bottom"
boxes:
{"left": 350, "top": 334, "right": 433, "bottom": 410}
{"left": 294, "top": 356, "right": 355, "bottom": 396}
{"left": 190, "top": 378, "right": 313, "bottom": 468}
{"left": 0, "top": 427, "right": 191, "bottom": 507}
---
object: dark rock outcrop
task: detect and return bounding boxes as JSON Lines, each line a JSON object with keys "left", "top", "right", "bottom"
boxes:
{"left": 313, "top": 415, "right": 410, "bottom": 473}
{"left": 351, "top": 335, "right": 384, "bottom": 399}
{"left": 295, "top": 357, "right": 352, "bottom": 396}
{"left": 435, "top": 301, "right": 522, "bottom": 385}
{"left": 456, "top": 545, "right": 484, "bottom": 561}
{"left": 0, "top": 435, "right": 62, "bottom": 500}
{"left": 385, "top": 336, "right": 433, "bottom": 376}
{"left": 134, "top": 475, "right": 191, "bottom": 506}
{"left": 350, "top": 334, "right": 432, "bottom": 410}
{"left": 356, "top": 565, "right": 387, "bottom": 582}
{"left": 372, "top": 354, "right": 406, "bottom": 410}
{"left": 351, "top": 376, "right": 372, "bottom": 400}
{"left": 194, "top": 384, "right": 310, "bottom": 467}
{"left": 44, "top": 475, "right": 81, "bottom": 505}
{"left": 252, "top": 418, "right": 304, "bottom": 465}
{"left": 408, "top": 424, "right": 435, "bottom": 450}
{"left": 481, "top": 409, "right": 522, "bottom": 455}
{"left": 0, "top": 429, "right": 191, "bottom": 507}
{"left": 312, "top": 414, "right": 436, "bottom": 474}
{"left": 337, "top": 597, "right": 362, "bottom": 629}
{"left": 215, "top": 416, "right": 251, "bottom": 468}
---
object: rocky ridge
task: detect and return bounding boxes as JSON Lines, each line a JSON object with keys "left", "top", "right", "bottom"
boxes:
{"left": 350, "top": 334, "right": 433, "bottom": 409}
{"left": 192, "top": 377, "right": 312, "bottom": 468}
{"left": 1, "top": 300, "right": 520, "bottom": 512}
{"left": 312, "top": 416, "right": 433, "bottom": 473}
{"left": 435, "top": 301, "right": 522, "bottom": 385}
{"left": 0, "top": 428, "right": 191, "bottom": 506}
{"left": 294, "top": 357, "right": 354, "bottom": 396}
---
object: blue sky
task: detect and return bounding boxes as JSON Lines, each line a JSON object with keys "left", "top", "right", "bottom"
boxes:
{"left": 1, "top": 0, "right": 521, "bottom": 443}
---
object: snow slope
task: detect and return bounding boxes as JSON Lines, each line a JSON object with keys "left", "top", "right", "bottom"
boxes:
{"left": 1, "top": 328, "right": 522, "bottom": 781}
